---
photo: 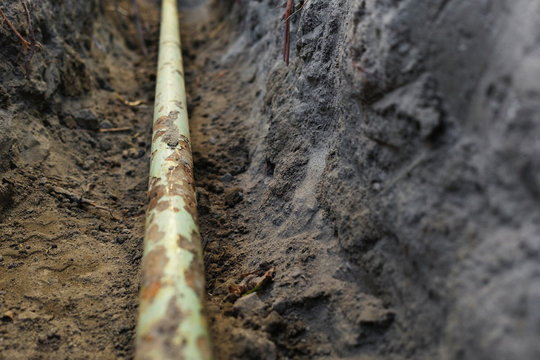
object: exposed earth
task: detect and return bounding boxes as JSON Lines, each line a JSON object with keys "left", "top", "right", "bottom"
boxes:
{"left": 1, "top": 0, "right": 539, "bottom": 359}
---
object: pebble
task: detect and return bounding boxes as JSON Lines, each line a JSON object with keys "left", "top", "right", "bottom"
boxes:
{"left": 99, "top": 139, "right": 112, "bottom": 152}
{"left": 74, "top": 109, "right": 100, "bottom": 130}
{"left": 233, "top": 293, "right": 267, "bottom": 318}
{"left": 225, "top": 187, "right": 243, "bottom": 207}
{"left": 81, "top": 160, "right": 94, "bottom": 170}
{"left": 116, "top": 235, "right": 129, "bottom": 244}
{"left": 100, "top": 120, "right": 113, "bottom": 129}
{"left": 221, "top": 173, "right": 234, "bottom": 183}
{"left": 37, "top": 177, "right": 48, "bottom": 186}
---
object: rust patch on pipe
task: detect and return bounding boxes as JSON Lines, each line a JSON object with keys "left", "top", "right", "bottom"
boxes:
{"left": 147, "top": 224, "right": 165, "bottom": 242}
{"left": 155, "top": 200, "right": 171, "bottom": 212}
{"left": 141, "top": 246, "right": 169, "bottom": 302}
{"left": 178, "top": 232, "right": 205, "bottom": 296}
{"left": 177, "top": 233, "right": 199, "bottom": 255}
{"left": 153, "top": 111, "right": 180, "bottom": 143}
{"left": 138, "top": 298, "right": 189, "bottom": 359}
{"left": 148, "top": 184, "right": 167, "bottom": 213}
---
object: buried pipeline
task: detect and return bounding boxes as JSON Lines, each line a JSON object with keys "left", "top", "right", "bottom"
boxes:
{"left": 134, "top": 0, "right": 212, "bottom": 359}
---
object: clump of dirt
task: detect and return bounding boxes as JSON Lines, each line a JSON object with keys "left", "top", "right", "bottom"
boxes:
{"left": 0, "top": 0, "right": 159, "bottom": 358}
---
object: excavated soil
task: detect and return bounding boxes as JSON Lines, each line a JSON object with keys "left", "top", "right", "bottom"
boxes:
{"left": 1, "top": 0, "right": 540, "bottom": 359}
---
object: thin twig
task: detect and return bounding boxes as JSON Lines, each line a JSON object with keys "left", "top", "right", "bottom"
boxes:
{"left": 284, "top": 0, "right": 311, "bottom": 22}
{"left": 283, "top": 0, "right": 293, "bottom": 65}
{"left": 20, "top": 0, "right": 38, "bottom": 76}
{"left": 49, "top": 186, "right": 120, "bottom": 219}
{"left": 0, "top": 6, "right": 31, "bottom": 49}
{"left": 99, "top": 126, "right": 131, "bottom": 133}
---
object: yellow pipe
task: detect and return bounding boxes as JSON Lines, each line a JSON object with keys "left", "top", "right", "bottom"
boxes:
{"left": 135, "top": 0, "right": 212, "bottom": 359}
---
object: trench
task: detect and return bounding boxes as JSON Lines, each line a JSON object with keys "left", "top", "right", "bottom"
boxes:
{"left": 2, "top": 0, "right": 540, "bottom": 359}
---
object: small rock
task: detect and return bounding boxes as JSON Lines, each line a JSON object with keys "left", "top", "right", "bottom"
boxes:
{"left": 81, "top": 160, "right": 94, "bottom": 171}
{"left": 263, "top": 311, "right": 286, "bottom": 335}
{"left": 37, "top": 177, "right": 48, "bottom": 186}
{"left": 100, "top": 120, "right": 113, "bottom": 129}
{"left": 233, "top": 293, "right": 267, "bottom": 318}
{"left": 63, "top": 115, "right": 77, "bottom": 129}
{"left": 209, "top": 137, "right": 216, "bottom": 145}
{"left": 99, "top": 139, "right": 112, "bottom": 152}
{"left": 18, "top": 310, "right": 39, "bottom": 321}
{"left": 74, "top": 109, "right": 99, "bottom": 130}
{"left": 225, "top": 187, "right": 243, "bottom": 207}
{"left": 123, "top": 148, "right": 139, "bottom": 159}
{"left": 136, "top": 149, "right": 145, "bottom": 158}
{"left": 116, "top": 235, "right": 129, "bottom": 245}
{"left": 2, "top": 310, "right": 14, "bottom": 322}
{"left": 221, "top": 173, "right": 234, "bottom": 183}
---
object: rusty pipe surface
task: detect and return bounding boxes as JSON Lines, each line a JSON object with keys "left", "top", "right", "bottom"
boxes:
{"left": 135, "top": 0, "right": 212, "bottom": 359}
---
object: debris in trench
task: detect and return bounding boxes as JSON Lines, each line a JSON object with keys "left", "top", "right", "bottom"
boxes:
{"left": 282, "top": 0, "right": 293, "bottom": 65}
{"left": 282, "top": 0, "right": 311, "bottom": 65}
{"left": 99, "top": 126, "right": 132, "bottom": 133}
{"left": 48, "top": 186, "right": 119, "bottom": 219}
{"left": 115, "top": 92, "right": 145, "bottom": 107}
{"left": 229, "top": 267, "right": 276, "bottom": 298}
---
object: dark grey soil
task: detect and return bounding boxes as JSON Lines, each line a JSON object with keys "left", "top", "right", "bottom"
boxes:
{"left": 1, "top": 0, "right": 539, "bottom": 359}
{"left": 186, "top": 0, "right": 540, "bottom": 359}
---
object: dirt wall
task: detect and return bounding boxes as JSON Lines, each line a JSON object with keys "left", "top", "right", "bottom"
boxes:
{"left": 200, "top": 0, "right": 540, "bottom": 358}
